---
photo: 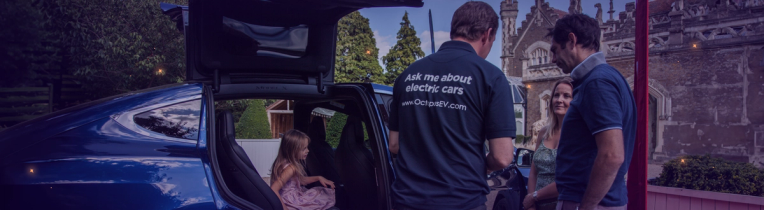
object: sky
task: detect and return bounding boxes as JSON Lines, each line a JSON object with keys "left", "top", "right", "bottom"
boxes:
{"left": 359, "top": 0, "right": 629, "bottom": 68}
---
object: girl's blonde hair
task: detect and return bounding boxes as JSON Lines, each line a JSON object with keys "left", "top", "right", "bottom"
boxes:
{"left": 542, "top": 77, "right": 574, "bottom": 143}
{"left": 270, "top": 129, "right": 310, "bottom": 185}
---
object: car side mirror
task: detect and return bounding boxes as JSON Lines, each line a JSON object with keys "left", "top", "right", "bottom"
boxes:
{"left": 515, "top": 148, "right": 534, "bottom": 167}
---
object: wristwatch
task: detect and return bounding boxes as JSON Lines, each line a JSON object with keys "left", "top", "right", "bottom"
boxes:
{"left": 532, "top": 191, "right": 538, "bottom": 201}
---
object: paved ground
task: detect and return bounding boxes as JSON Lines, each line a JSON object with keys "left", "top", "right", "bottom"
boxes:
{"left": 484, "top": 164, "right": 664, "bottom": 209}
{"left": 262, "top": 164, "right": 664, "bottom": 209}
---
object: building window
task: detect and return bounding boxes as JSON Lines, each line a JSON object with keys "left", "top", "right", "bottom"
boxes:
{"left": 530, "top": 48, "right": 549, "bottom": 66}
{"left": 540, "top": 94, "right": 551, "bottom": 120}
{"left": 133, "top": 100, "right": 202, "bottom": 140}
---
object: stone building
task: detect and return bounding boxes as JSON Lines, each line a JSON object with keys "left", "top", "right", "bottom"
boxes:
{"left": 500, "top": 0, "right": 764, "bottom": 165}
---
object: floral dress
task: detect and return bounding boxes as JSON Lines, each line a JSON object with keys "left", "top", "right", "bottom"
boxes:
{"left": 533, "top": 139, "right": 558, "bottom": 210}
{"left": 278, "top": 164, "right": 336, "bottom": 210}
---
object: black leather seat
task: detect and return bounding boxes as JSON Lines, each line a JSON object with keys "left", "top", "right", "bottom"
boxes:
{"left": 306, "top": 118, "right": 342, "bottom": 183}
{"left": 216, "top": 111, "right": 283, "bottom": 210}
{"left": 334, "top": 116, "right": 377, "bottom": 209}
{"left": 305, "top": 118, "right": 346, "bottom": 209}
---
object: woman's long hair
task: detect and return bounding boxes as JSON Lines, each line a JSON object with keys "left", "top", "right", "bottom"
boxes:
{"left": 270, "top": 129, "right": 310, "bottom": 186}
{"left": 542, "top": 77, "right": 574, "bottom": 143}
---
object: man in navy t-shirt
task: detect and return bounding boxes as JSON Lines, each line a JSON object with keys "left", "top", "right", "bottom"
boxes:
{"left": 547, "top": 14, "right": 637, "bottom": 210}
{"left": 387, "top": 2, "right": 516, "bottom": 210}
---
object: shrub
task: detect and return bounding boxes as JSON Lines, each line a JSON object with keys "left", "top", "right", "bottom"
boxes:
{"left": 325, "top": 112, "right": 347, "bottom": 148}
{"left": 515, "top": 135, "right": 525, "bottom": 145}
{"left": 235, "top": 99, "right": 272, "bottom": 139}
{"left": 653, "top": 155, "right": 764, "bottom": 197}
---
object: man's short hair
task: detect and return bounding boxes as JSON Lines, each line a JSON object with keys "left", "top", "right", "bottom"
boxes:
{"left": 450, "top": 1, "right": 499, "bottom": 41}
{"left": 546, "top": 14, "right": 601, "bottom": 51}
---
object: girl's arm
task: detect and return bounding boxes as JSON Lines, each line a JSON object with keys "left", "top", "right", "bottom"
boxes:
{"left": 270, "top": 166, "right": 295, "bottom": 210}
{"left": 299, "top": 176, "right": 335, "bottom": 189}
{"left": 298, "top": 176, "right": 320, "bottom": 185}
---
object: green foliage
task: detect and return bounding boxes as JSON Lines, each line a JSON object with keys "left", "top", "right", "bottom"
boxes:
{"left": 324, "top": 112, "right": 369, "bottom": 148}
{"left": 382, "top": 11, "right": 425, "bottom": 85}
{"left": 653, "top": 155, "right": 764, "bottom": 196}
{"left": 215, "top": 99, "right": 251, "bottom": 124}
{"left": 44, "top": 0, "right": 188, "bottom": 99}
{"left": 515, "top": 135, "right": 525, "bottom": 144}
{"left": 235, "top": 99, "right": 273, "bottom": 139}
{"left": 335, "top": 11, "right": 385, "bottom": 84}
{"left": 0, "top": 0, "right": 59, "bottom": 87}
{"left": 325, "top": 112, "right": 348, "bottom": 148}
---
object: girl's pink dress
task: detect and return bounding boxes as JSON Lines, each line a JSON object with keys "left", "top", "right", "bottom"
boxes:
{"left": 278, "top": 165, "right": 336, "bottom": 210}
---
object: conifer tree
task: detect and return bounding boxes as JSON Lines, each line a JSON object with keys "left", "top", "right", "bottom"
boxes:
{"left": 382, "top": 11, "right": 425, "bottom": 85}
{"left": 335, "top": 11, "right": 385, "bottom": 84}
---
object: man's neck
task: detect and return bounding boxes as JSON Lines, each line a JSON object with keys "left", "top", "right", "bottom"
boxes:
{"left": 573, "top": 49, "right": 597, "bottom": 67}
{"left": 451, "top": 38, "right": 481, "bottom": 55}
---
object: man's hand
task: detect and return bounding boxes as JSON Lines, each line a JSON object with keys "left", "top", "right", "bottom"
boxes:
{"left": 486, "top": 137, "right": 514, "bottom": 172}
{"left": 579, "top": 129, "right": 625, "bottom": 210}
{"left": 389, "top": 130, "right": 399, "bottom": 154}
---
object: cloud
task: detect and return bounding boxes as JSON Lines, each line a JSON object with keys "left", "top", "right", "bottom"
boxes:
{"left": 419, "top": 30, "right": 450, "bottom": 55}
{"left": 373, "top": 30, "right": 393, "bottom": 67}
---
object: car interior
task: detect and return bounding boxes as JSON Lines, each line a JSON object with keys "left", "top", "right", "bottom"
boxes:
{"left": 209, "top": 95, "right": 389, "bottom": 210}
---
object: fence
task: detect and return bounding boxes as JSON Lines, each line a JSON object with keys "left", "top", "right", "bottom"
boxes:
{"left": 648, "top": 185, "right": 764, "bottom": 210}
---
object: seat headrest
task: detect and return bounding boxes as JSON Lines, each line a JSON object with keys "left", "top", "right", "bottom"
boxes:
{"left": 308, "top": 117, "right": 327, "bottom": 143}
{"left": 217, "top": 111, "right": 236, "bottom": 143}
{"left": 340, "top": 116, "right": 365, "bottom": 145}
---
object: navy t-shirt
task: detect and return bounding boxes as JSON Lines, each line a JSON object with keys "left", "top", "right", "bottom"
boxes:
{"left": 388, "top": 41, "right": 516, "bottom": 210}
{"left": 555, "top": 63, "right": 637, "bottom": 206}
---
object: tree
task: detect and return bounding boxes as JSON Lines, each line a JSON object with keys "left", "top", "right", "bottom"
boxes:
{"left": 335, "top": 11, "right": 385, "bottom": 84}
{"left": 235, "top": 99, "right": 273, "bottom": 139}
{"left": 44, "top": 0, "right": 188, "bottom": 99}
{"left": 0, "top": 0, "right": 58, "bottom": 87}
{"left": 382, "top": 11, "right": 425, "bottom": 85}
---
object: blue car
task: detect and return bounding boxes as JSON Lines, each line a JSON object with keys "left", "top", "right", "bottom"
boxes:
{"left": 0, "top": 0, "right": 423, "bottom": 209}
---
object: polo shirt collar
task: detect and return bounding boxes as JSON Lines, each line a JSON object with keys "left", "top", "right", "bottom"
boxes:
{"left": 438, "top": 41, "right": 476, "bottom": 54}
{"left": 570, "top": 52, "right": 607, "bottom": 80}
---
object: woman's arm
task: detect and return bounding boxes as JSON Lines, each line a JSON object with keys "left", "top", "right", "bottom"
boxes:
{"left": 526, "top": 128, "right": 545, "bottom": 194}
{"left": 535, "top": 182, "right": 559, "bottom": 201}
{"left": 523, "top": 129, "right": 545, "bottom": 209}
{"left": 270, "top": 166, "right": 295, "bottom": 210}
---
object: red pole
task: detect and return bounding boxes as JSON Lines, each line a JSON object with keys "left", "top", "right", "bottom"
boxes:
{"left": 627, "top": 0, "right": 649, "bottom": 209}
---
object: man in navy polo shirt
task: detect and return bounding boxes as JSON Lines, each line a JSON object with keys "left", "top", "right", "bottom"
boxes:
{"left": 547, "top": 14, "right": 636, "bottom": 210}
{"left": 387, "top": 2, "right": 516, "bottom": 210}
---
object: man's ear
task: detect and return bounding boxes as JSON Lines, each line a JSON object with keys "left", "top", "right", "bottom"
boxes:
{"left": 567, "top": 32, "right": 577, "bottom": 49}
{"left": 482, "top": 28, "right": 494, "bottom": 44}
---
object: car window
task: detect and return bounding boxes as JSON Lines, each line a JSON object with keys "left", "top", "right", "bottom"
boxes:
{"left": 133, "top": 99, "right": 202, "bottom": 140}
{"left": 375, "top": 94, "right": 393, "bottom": 128}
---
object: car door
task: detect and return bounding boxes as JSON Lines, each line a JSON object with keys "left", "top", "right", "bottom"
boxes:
{"left": 162, "top": 1, "right": 423, "bottom": 209}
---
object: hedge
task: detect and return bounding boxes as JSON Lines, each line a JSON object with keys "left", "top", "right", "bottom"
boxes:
{"left": 235, "top": 99, "right": 272, "bottom": 139}
{"left": 652, "top": 155, "right": 764, "bottom": 196}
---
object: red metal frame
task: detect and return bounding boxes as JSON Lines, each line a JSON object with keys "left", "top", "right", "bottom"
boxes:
{"left": 627, "top": 0, "right": 649, "bottom": 209}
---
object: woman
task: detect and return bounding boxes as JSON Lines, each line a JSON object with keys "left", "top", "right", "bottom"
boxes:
{"left": 523, "top": 77, "right": 574, "bottom": 210}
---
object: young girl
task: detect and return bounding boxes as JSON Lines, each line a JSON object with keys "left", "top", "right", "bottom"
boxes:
{"left": 270, "top": 129, "right": 336, "bottom": 210}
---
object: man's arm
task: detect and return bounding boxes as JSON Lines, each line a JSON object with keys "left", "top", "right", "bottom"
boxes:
{"left": 486, "top": 137, "right": 514, "bottom": 172}
{"left": 389, "top": 130, "right": 399, "bottom": 154}
{"left": 579, "top": 129, "right": 625, "bottom": 210}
